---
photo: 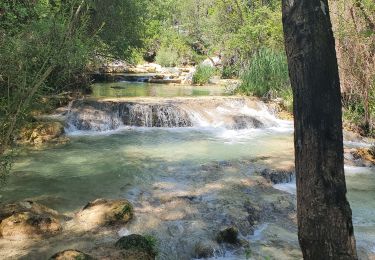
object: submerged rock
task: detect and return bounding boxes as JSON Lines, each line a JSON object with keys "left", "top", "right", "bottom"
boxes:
{"left": 194, "top": 240, "right": 219, "bottom": 259}
{"left": 0, "top": 200, "right": 60, "bottom": 220}
{"left": 232, "top": 115, "right": 264, "bottom": 130}
{"left": 115, "top": 234, "right": 156, "bottom": 260}
{"left": 0, "top": 201, "right": 62, "bottom": 240}
{"left": 49, "top": 249, "right": 94, "bottom": 260}
{"left": 216, "top": 226, "right": 240, "bottom": 244}
{"left": 244, "top": 200, "right": 261, "bottom": 227}
{"left": 0, "top": 211, "right": 61, "bottom": 240}
{"left": 260, "top": 169, "right": 295, "bottom": 184}
{"left": 76, "top": 198, "right": 133, "bottom": 228}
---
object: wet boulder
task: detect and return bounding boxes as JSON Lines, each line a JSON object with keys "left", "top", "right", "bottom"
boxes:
{"left": 194, "top": 240, "right": 219, "bottom": 259}
{"left": 76, "top": 199, "right": 133, "bottom": 228}
{"left": 49, "top": 249, "right": 95, "bottom": 260}
{"left": 260, "top": 169, "right": 295, "bottom": 184}
{"left": 231, "top": 115, "right": 264, "bottom": 130}
{"left": 350, "top": 147, "right": 375, "bottom": 167}
{"left": 216, "top": 226, "right": 240, "bottom": 245}
{"left": 0, "top": 201, "right": 62, "bottom": 240}
{"left": 115, "top": 234, "right": 156, "bottom": 260}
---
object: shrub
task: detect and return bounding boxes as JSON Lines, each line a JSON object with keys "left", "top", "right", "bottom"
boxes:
{"left": 238, "top": 48, "right": 290, "bottom": 98}
{"left": 222, "top": 64, "right": 240, "bottom": 79}
{"left": 280, "top": 88, "right": 294, "bottom": 113}
{"left": 155, "top": 45, "right": 180, "bottom": 67}
{"left": 192, "top": 65, "right": 216, "bottom": 85}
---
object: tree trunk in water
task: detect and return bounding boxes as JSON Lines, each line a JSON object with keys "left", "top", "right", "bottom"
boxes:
{"left": 282, "top": 1, "right": 358, "bottom": 259}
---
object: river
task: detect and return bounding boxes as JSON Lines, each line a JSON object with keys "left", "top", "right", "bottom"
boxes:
{"left": 0, "top": 81, "right": 374, "bottom": 259}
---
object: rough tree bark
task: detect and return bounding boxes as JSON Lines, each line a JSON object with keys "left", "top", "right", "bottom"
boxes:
{"left": 282, "top": 0, "right": 358, "bottom": 259}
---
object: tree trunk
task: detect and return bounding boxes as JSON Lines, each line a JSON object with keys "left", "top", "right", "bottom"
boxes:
{"left": 282, "top": 1, "right": 358, "bottom": 259}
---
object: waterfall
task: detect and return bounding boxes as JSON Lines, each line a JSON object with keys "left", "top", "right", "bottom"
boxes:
{"left": 64, "top": 98, "right": 283, "bottom": 132}
{"left": 127, "top": 104, "right": 153, "bottom": 127}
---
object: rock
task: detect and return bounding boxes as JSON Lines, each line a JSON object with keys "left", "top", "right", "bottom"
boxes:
{"left": 350, "top": 147, "right": 375, "bottom": 166}
{"left": 260, "top": 169, "right": 295, "bottom": 184}
{"left": 271, "top": 196, "right": 296, "bottom": 214}
{"left": 115, "top": 234, "right": 156, "bottom": 259}
{"left": 18, "top": 121, "right": 65, "bottom": 145}
{"left": 49, "top": 249, "right": 95, "bottom": 260}
{"left": 244, "top": 201, "right": 261, "bottom": 227}
{"left": 0, "top": 200, "right": 60, "bottom": 221}
{"left": 119, "top": 250, "right": 155, "bottom": 260}
{"left": 0, "top": 211, "right": 61, "bottom": 240}
{"left": 202, "top": 56, "right": 222, "bottom": 67}
{"left": 149, "top": 78, "right": 182, "bottom": 84}
{"left": 232, "top": 115, "right": 264, "bottom": 130}
{"left": 76, "top": 199, "right": 133, "bottom": 228}
{"left": 216, "top": 226, "right": 240, "bottom": 244}
{"left": 194, "top": 241, "right": 219, "bottom": 259}
{"left": 0, "top": 201, "right": 62, "bottom": 240}
{"left": 98, "top": 60, "right": 130, "bottom": 74}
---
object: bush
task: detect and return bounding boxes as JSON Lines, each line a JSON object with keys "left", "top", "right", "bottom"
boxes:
{"left": 222, "top": 64, "right": 240, "bottom": 79}
{"left": 155, "top": 45, "right": 180, "bottom": 67}
{"left": 192, "top": 65, "right": 216, "bottom": 85}
{"left": 238, "top": 48, "right": 290, "bottom": 98}
{"left": 280, "top": 88, "right": 294, "bottom": 113}
{"left": 0, "top": 1, "right": 95, "bottom": 182}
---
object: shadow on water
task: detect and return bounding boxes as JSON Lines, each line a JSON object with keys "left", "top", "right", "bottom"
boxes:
{"left": 1, "top": 125, "right": 374, "bottom": 259}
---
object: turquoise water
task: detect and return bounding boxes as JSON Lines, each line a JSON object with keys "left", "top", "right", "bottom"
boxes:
{"left": 91, "top": 81, "right": 228, "bottom": 98}
{"left": 1, "top": 86, "right": 374, "bottom": 258}
{"left": 2, "top": 128, "right": 293, "bottom": 212}
{"left": 2, "top": 126, "right": 374, "bottom": 258}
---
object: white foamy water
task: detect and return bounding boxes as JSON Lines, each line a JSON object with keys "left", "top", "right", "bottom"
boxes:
{"left": 344, "top": 140, "right": 374, "bottom": 148}
{"left": 344, "top": 165, "right": 374, "bottom": 175}
{"left": 274, "top": 182, "right": 296, "bottom": 195}
{"left": 63, "top": 97, "right": 295, "bottom": 136}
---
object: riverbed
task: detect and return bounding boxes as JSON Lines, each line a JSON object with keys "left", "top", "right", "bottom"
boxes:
{"left": 0, "top": 81, "right": 374, "bottom": 259}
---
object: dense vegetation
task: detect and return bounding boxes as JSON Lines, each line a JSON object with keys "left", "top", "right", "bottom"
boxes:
{"left": 0, "top": 0, "right": 374, "bottom": 181}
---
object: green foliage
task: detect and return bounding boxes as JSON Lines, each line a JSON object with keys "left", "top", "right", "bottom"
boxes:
{"left": 343, "top": 86, "right": 375, "bottom": 135}
{"left": 144, "top": 234, "right": 158, "bottom": 252}
{"left": 193, "top": 65, "right": 216, "bottom": 85}
{"left": 155, "top": 46, "right": 180, "bottom": 67}
{"left": 0, "top": 0, "right": 96, "bottom": 180}
{"left": 280, "top": 88, "right": 294, "bottom": 113}
{"left": 239, "top": 49, "right": 290, "bottom": 98}
{"left": 115, "top": 234, "right": 157, "bottom": 257}
{"left": 0, "top": 152, "right": 13, "bottom": 186}
{"left": 245, "top": 248, "right": 252, "bottom": 259}
{"left": 90, "top": 0, "right": 147, "bottom": 60}
{"left": 222, "top": 64, "right": 240, "bottom": 79}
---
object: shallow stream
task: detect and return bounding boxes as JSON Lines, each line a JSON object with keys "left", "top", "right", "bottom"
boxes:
{"left": 0, "top": 81, "right": 374, "bottom": 259}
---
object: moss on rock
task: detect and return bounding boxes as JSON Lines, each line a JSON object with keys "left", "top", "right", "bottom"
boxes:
{"left": 76, "top": 198, "right": 133, "bottom": 228}
{"left": 49, "top": 249, "right": 95, "bottom": 260}
{"left": 115, "top": 234, "right": 156, "bottom": 259}
{"left": 216, "top": 226, "right": 240, "bottom": 244}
